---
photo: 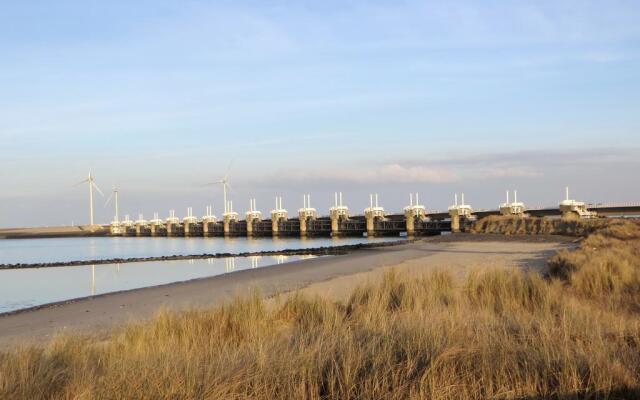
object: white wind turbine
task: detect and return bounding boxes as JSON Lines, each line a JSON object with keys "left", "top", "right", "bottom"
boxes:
{"left": 206, "top": 160, "right": 234, "bottom": 214}
{"left": 74, "top": 171, "right": 104, "bottom": 226}
{"left": 105, "top": 186, "right": 120, "bottom": 224}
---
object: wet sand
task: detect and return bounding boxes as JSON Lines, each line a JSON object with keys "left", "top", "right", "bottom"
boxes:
{"left": 0, "top": 235, "right": 572, "bottom": 349}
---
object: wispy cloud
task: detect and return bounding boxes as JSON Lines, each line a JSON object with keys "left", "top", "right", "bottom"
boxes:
{"left": 272, "top": 164, "right": 458, "bottom": 184}
{"left": 254, "top": 148, "right": 639, "bottom": 186}
{"left": 258, "top": 162, "right": 515, "bottom": 186}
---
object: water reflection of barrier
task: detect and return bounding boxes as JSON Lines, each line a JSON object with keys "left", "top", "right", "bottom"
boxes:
{"left": 85, "top": 255, "right": 315, "bottom": 302}
{"left": 275, "top": 255, "right": 289, "bottom": 265}
{"left": 250, "top": 256, "right": 261, "bottom": 269}
{"left": 225, "top": 257, "right": 236, "bottom": 273}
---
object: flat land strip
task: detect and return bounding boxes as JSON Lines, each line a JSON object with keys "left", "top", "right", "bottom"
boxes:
{"left": 0, "top": 226, "right": 109, "bottom": 239}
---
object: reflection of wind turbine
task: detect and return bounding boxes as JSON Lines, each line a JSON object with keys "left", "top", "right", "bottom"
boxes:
{"left": 206, "top": 160, "right": 234, "bottom": 214}
{"left": 74, "top": 171, "right": 104, "bottom": 225}
{"left": 105, "top": 187, "right": 120, "bottom": 224}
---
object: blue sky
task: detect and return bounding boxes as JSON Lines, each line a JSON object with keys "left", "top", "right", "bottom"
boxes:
{"left": 1, "top": 0, "right": 639, "bottom": 226}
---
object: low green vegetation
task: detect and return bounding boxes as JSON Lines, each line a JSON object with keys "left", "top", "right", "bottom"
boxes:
{"left": 1, "top": 219, "right": 639, "bottom": 399}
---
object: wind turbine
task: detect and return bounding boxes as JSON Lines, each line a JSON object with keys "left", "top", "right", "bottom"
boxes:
{"left": 105, "top": 186, "right": 120, "bottom": 224}
{"left": 206, "top": 160, "right": 234, "bottom": 214}
{"left": 74, "top": 171, "right": 104, "bottom": 226}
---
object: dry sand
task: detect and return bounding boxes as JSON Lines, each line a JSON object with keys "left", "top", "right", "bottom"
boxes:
{"left": 0, "top": 236, "right": 571, "bottom": 349}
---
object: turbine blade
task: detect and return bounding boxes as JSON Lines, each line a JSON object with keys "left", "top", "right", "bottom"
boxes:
{"left": 92, "top": 182, "right": 104, "bottom": 196}
{"left": 203, "top": 180, "right": 224, "bottom": 186}
{"left": 224, "top": 159, "right": 235, "bottom": 180}
{"left": 105, "top": 192, "right": 114, "bottom": 206}
{"left": 73, "top": 178, "right": 89, "bottom": 187}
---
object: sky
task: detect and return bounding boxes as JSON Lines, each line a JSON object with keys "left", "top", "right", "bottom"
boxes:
{"left": 1, "top": 0, "right": 639, "bottom": 227}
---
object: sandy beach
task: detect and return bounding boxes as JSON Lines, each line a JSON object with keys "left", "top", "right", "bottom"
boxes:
{"left": 0, "top": 235, "right": 572, "bottom": 349}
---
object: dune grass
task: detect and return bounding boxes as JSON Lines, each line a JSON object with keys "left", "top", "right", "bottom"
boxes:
{"left": 470, "top": 215, "right": 621, "bottom": 236}
{"left": 548, "top": 219, "right": 640, "bottom": 313}
{"left": 472, "top": 215, "right": 640, "bottom": 311}
{"left": 1, "top": 219, "right": 639, "bottom": 399}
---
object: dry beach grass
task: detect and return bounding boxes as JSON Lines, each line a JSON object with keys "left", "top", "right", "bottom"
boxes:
{"left": 1, "top": 218, "right": 639, "bottom": 399}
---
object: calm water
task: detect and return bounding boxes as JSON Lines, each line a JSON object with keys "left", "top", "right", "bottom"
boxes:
{"left": 0, "top": 255, "right": 317, "bottom": 313}
{"left": 0, "top": 236, "right": 402, "bottom": 265}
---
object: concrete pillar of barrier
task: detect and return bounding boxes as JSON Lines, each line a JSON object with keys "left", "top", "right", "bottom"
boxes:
{"left": 150, "top": 224, "right": 161, "bottom": 237}
{"left": 451, "top": 214, "right": 460, "bottom": 233}
{"left": 166, "top": 223, "right": 175, "bottom": 236}
{"left": 405, "top": 213, "right": 416, "bottom": 236}
{"left": 171, "top": 223, "right": 185, "bottom": 237}
{"left": 299, "top": 217, "right": 307, "bottom": 237}
{"left": 270, "top": 210, "right": 287, "bottom": 237}
{"left": 185, "top": 222, "right": 202, "bottom": 237}
{"left": 404, "top": 197, "right": 426, "bottom": 236}
{"left": 330, "top": 215, "right": 340, "bottom": 236}
{"left": 329, "top": 192, "right": 349, "bottom": 237}
{"left": 223, "top": 216, "right": 235, "bottom": 236}
{"left": 365, "top": 214, "right": 375, "bottom": 236}
{"left": 298, "top": 208, "right": 317, "bottom": 237}
{"left": 450, "top": 212, "right": 461, "bottom": 233}
{"left": 364, "top": 205, "right": 384, "bottom": 237}
{"left": 245, "top": 214, "right": 262, "bottom": 237}
{"left": 329, "top": 208, "right": 348, "bottom": 237}
{"left": 245, "top": 206, "right": 262, "bottom": 237}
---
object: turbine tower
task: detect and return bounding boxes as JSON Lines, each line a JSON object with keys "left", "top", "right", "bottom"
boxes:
{"left": 219, "top": 177, "right": 229, "bottom": 213}
{"left": 74, "top": 171, "right": 103, "bottom": 226}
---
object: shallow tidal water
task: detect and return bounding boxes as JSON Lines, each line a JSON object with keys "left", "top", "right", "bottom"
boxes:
{"left": 0, "top": 236, "right": 405, "bottom": 313}
{"left": 0, "top": 255, "right": 317, "bottom": 313}
{"left": 0, "top": 236, "right": 402, "bottom": 265}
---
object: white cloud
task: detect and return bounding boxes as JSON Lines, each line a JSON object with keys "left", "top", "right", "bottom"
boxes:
{"left": 375, "top": 164, "right": 458, "bottom": 183}
{"left": 481, "top": 167, "right": 541, "bottom": 179}
{"left": 263, "top": 161, "right": 537, "bottom": 185}
{"left": 268, "top": 163, "right": 458, "bottom": 185}
{"left": 257, "top": 148, "right": 640, "bottom": 186}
